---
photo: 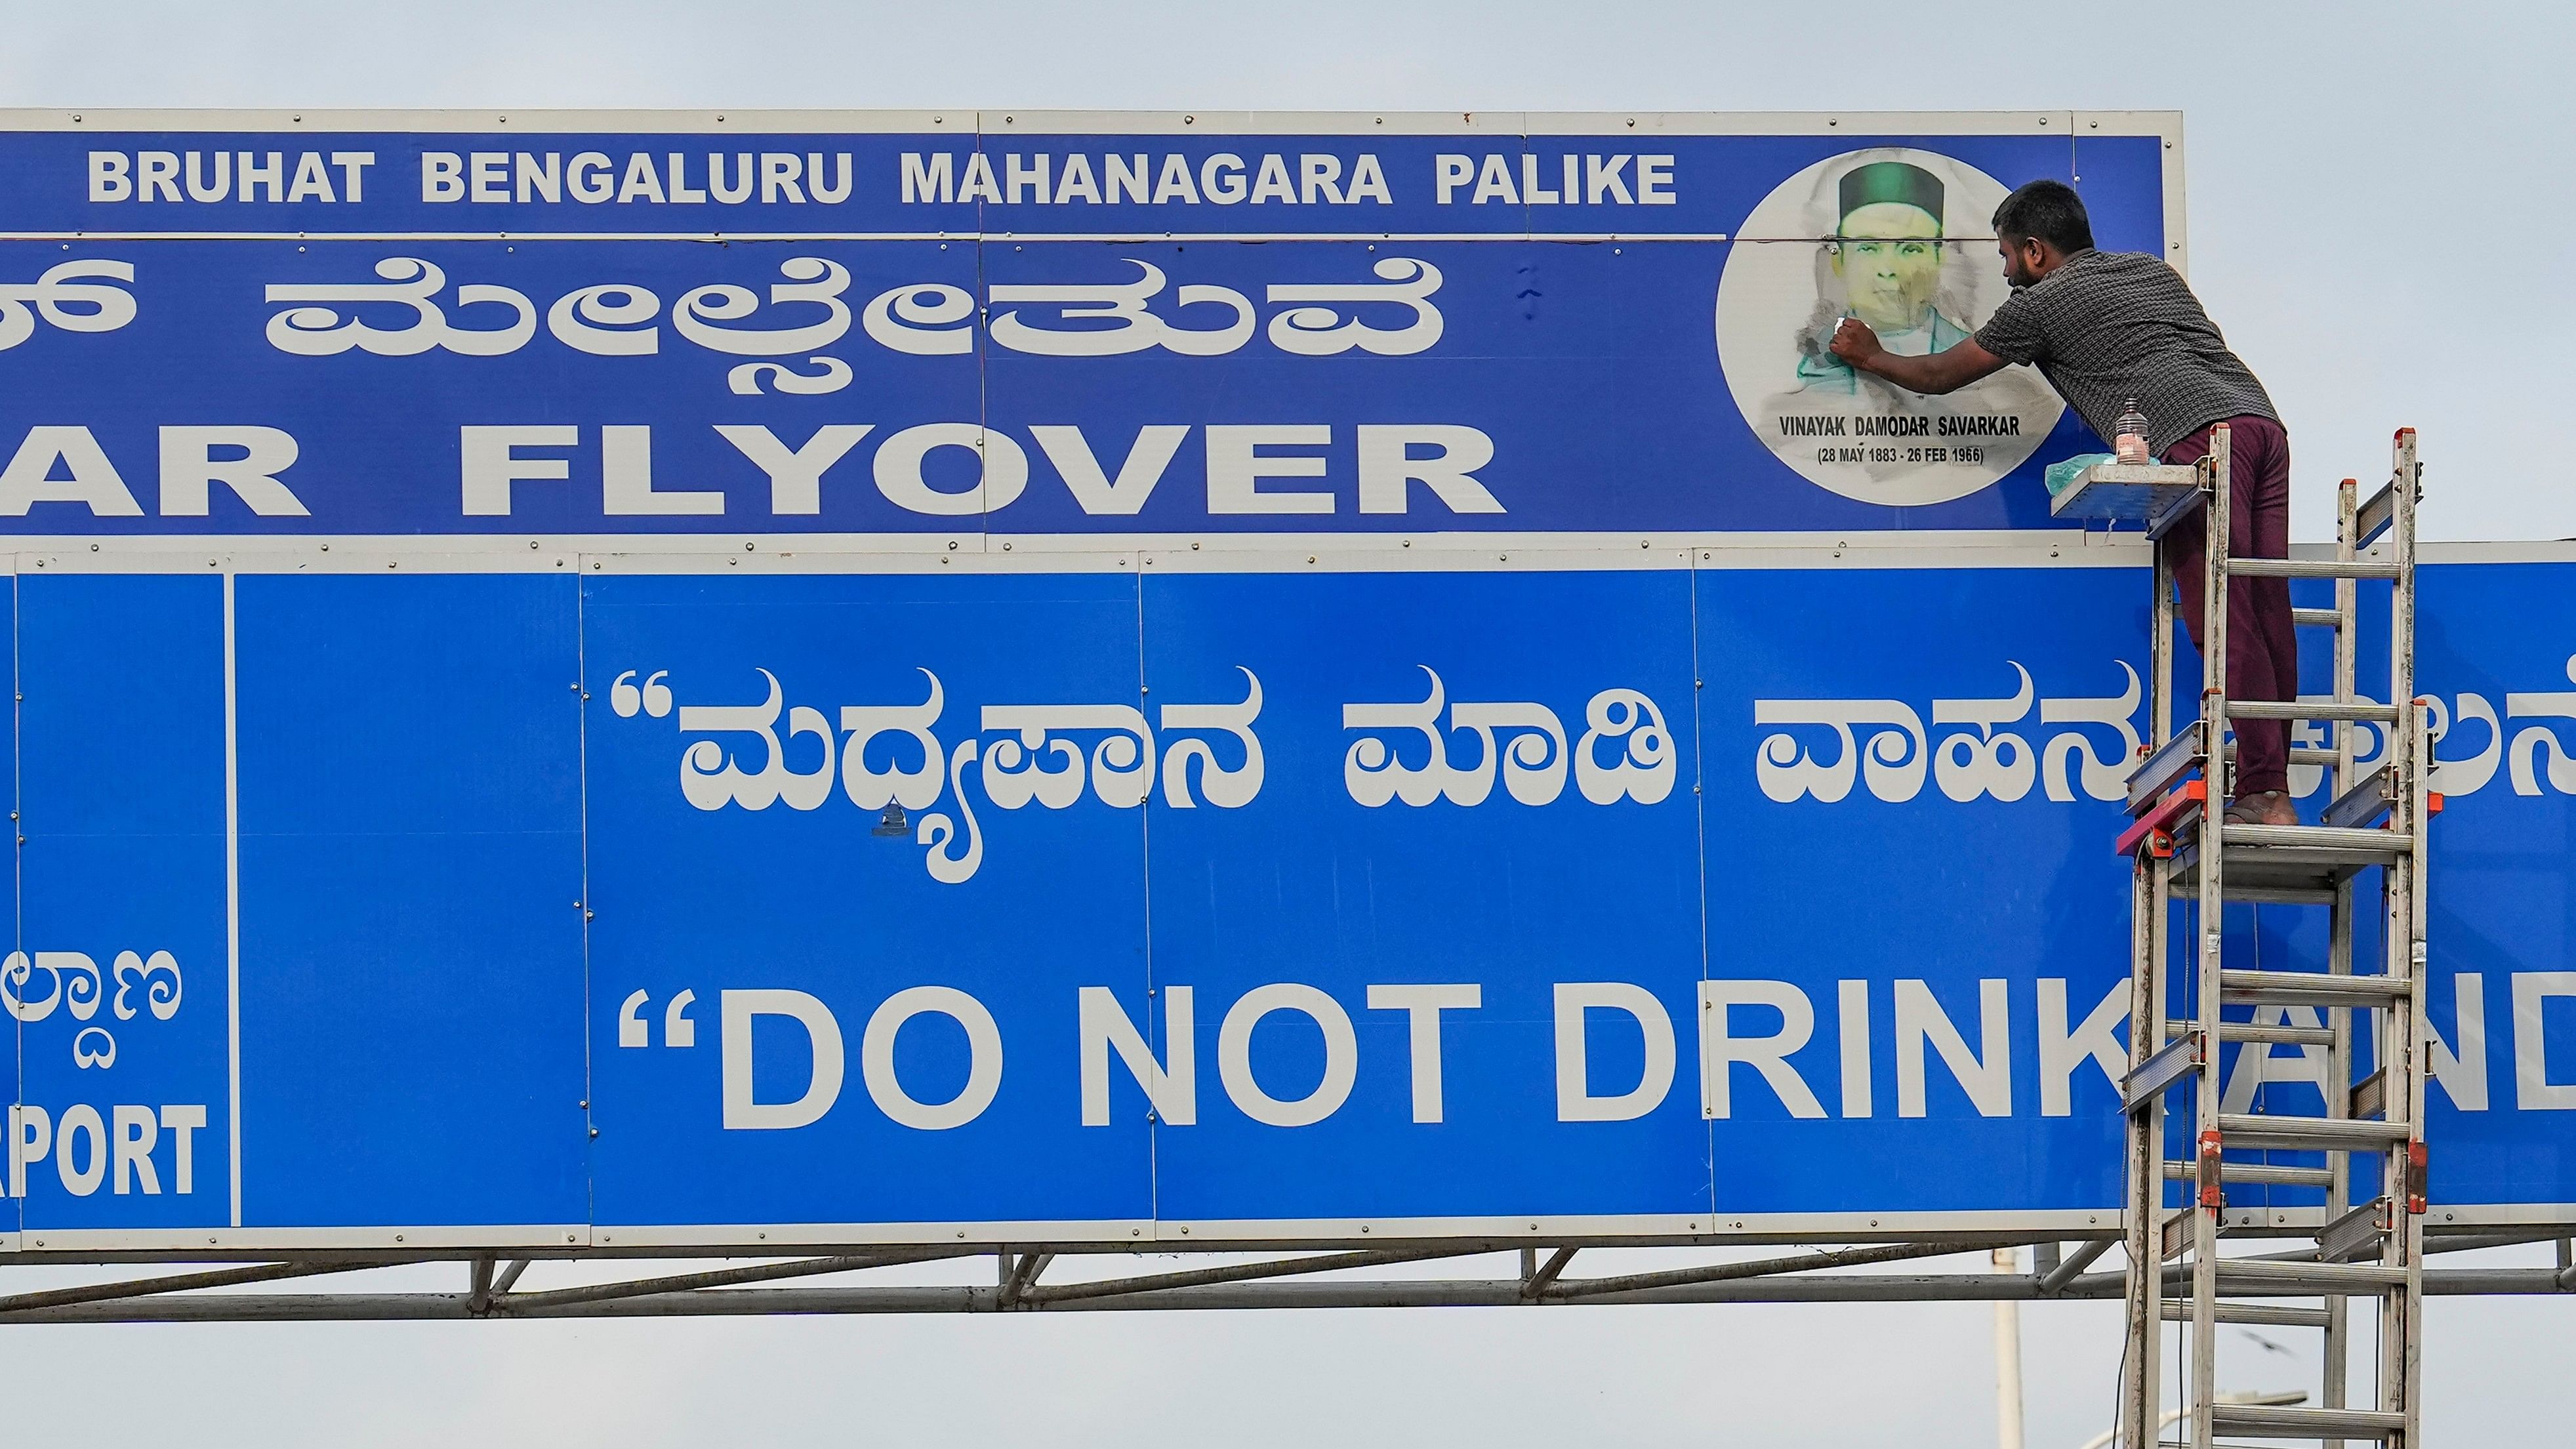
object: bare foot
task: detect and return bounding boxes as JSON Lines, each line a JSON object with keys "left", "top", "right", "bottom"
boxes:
{"left": 2225, "top": 790, "right": 2300, "bottom": 828}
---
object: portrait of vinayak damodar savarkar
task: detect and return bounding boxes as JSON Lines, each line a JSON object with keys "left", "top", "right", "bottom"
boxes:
{"left": 1794, "top": 160, "right": 1971, "bottom": 394}
{"left": 1714, "top": 145, "right": 2062, "bottom": 507}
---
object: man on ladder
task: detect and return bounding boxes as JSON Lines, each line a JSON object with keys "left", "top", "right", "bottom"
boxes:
{"left": 1829, "top": 178, "right": 2300, "bottom": 826}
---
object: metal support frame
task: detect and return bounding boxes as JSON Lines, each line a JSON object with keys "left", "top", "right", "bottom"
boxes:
{"left": 0, "top": 1233, "right": 2562, "bottom": 1324}
{"left": 2116, "top": 428, "right": 2432, "bottom": 1447}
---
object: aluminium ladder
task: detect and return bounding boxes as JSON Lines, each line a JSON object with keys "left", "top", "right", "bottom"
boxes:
{"left": 2097, "top": 428, "right": 2432, "bottom": 1449}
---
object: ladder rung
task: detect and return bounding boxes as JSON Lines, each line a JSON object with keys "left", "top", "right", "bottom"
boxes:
{"left": 2158, "top": 1300, "right": 2335, "bottom": 1328}
{"left": 2350, "top": 1068, "right": 2388, "bottom": 1121}
{"left": 2287, "top": 745, "right": 2341, "bottom": 765}
{"left": 2163, "top": 1160, "right": 2334, "bottom": 1188}
{"left": 2289, "top": 607, "right": 2344, "bottom": 628}
{"left": 2218, "top": 743, "right": 2342, "bottom": 766}
{"left": 2226, "top": 558, "right": 2400, "bottom": 581}
{"left": 2223, "top": 700, "right": 2402, "bottom": 723}
{"left": 2217, "top": 821, "right": 2412, "bottom": 854}
{"left": 2127, "top": 725, "right": 2205, "bottom": 811}
{"left": 2210, "top": 1402, "right": 2407, "bottom": 1440}
{"left": 2215, "top": 1257, "right": 2407, "bottom": 1294}
{"left": 2172, "top": 1018, "right": 2337, "bottom": 1046}
{"left": 2322, "top": 764, "right": 2396, "bottom": 830}
{"left": 2217, "top": 1114, "right": 2412, "bottom": 1151}
{"left": 2320, "top": 1196, "right": 2392, "bottom": 1262}
{"left": 2356, "top": 476, "right": 2404, "bottom": 548}
{"left": 2125, "top": 1031, "right": 2203, "bottom": 1111}
{"left": 2209, "top": 883, "right": 2342, "bottom": 905}
{"left": 2220, "top": 968, "right": 2410, "bottom": 1006}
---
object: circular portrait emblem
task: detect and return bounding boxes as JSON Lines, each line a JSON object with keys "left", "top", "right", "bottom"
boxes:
{"left": 1715, "top": 148, "right": 2064, "bottom": 506}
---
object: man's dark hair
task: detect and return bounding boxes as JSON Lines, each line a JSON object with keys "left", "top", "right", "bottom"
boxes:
{"left": 1992, "top": 179, "right": 2095, "bottom": 254}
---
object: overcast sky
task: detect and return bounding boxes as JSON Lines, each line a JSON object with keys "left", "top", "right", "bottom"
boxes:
{"left": 0, "top": 3, "right": 2567, "bottom": 1445}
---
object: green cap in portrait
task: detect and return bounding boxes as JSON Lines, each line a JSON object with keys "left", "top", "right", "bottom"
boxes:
{"left": 1837, "top": 161, "right": 1945, "bottom": 231}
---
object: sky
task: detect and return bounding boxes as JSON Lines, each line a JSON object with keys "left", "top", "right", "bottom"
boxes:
{"left": 0, "top": 2, "right": 2569, "bottom": 1444}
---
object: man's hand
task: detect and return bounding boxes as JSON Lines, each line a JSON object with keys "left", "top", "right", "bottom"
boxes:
{"left": 1828, "top": 317, "right": 1883, "bottom": 368}
{"left": 1826, "top": 325, "right": 2010, "bottom": 398}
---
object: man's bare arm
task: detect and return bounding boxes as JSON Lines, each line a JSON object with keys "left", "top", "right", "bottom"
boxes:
{"left": 1827, "top": 319, "right": 2009, "bottom": 395}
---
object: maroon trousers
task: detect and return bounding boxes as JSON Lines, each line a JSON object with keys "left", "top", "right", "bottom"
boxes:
{"left": 2161, "top": 417, "right": 2297, "bottom": 798}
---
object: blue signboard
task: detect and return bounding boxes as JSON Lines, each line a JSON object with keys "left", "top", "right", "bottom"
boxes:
{"left": 0, "top": 548, "right": 2568, "bottom": 1251}
{"left": 0, "top": 112, "right": 2178, "bottom": 541}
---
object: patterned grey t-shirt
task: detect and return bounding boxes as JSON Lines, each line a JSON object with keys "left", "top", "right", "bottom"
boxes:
{"left": 1973, "top": 248, "right": 2277, "bottom": 455}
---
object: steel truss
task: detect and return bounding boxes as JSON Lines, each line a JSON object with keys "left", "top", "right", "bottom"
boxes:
{"left": 0, "top": 1231, "right": 2567, "bottom": 1324}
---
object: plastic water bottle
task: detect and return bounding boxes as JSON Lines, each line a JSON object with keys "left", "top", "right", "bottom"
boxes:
{"left": 2114, "top": 399, "right": 2151, "bottom": 464}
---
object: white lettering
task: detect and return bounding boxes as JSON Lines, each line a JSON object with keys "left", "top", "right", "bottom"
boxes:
{"left": 160, "top": 1105, "right": 206, "bottom": 1195}
{"left": 714, "top": 423, "right": 872, "bottom": 515}
{"left": 1699, "top": 979, "right": 1826, "bottom": 1119}
{"left": 1152, "top": 153, "right": 1198, "bottom": 205}
{"left": 9, "top": 1105, "right": 48, "bottom": 1198}
{"left": 1554, "top": 982, "right": 1677, "bottom": 1122}
{"left": 664, "top": 152, "right": 707, "bottom": 204}
{"left": 1520, "top": 153, "right": 1560, "bottom": 205}
{"left": 1218, "top": 983, "right": 1357, "bottom": 1128}
{"left": 1004, "top": 152, "right": 1049, "bottom": 205}
{"left": 1894, "top": 978, "right": 2011, "bottom": 1118}
{"left": 137, "top": 152, "right": 180, "bottom": 203}
{"left": 158, "top": 425, "right": 309, "bottom": 517}
{"left": 2037, "top": 977, "right": 2127, "bottom": 1116}
{"left": 287, "top": 152, "right": 335, "bottom": 203}
{"left": 1078, "top": 985, "right": 1195, "bottom": 1126}
{"left": 873, "top": 423, "right": 1028, "bottom": 516}
{"left": 422, "top": 152, "right": 464, "bottom": 203}
{"left": 1586, "top": 154, "right": 1634, "bottom": 205}
{"left": 720, "top": 989, "right": 846, "bottom": 1130}
{"left": 1356, "top": 424, "right": 1502, "bottom": 514}
{"left": 1055, "top": 154, "right": 1101, "bottom": 205}
{"left": 902, "top": 152, "right": 955, "bottom": 204}
{"left": 2429, "top": 973, "right": 2489, "bottom": 1111}
{"left": 1637, "top": 154, "right": 1676, "bottom": 204}
{"left": 87, "top": 150, "right": 131, "bottom": 202}
{"left": 1346, "top": 154, "right": 1392, "bottom": 205}
{"left": 516, "top": 152, "right": 561, "bottom": 205}
{"left": 460, "top": 424, "right": 578, "bottom": 516}
{"left": 617, "top": 152, "right": 666, "bottom": 205}
{"left": 859, "top": 986, "right": 1004, "bottom": 1131}
{"left": 602, "top": 424, "right": 723, "bottom": 516}
{"left": 1031, "top": 424, "right": 1187, "bottom": 516}
{"left": 2512, "top": 971, "right": 2576, "bottom": 1110}
{"left": 111, "top": 1104, "right": 160, "bottom": 1194}
{"left": 708, "top": 153, "right": 754, "bottom": 205}
{"left": 1201, "top": 153, "right": 1248, "bottom": 205}
{"left": 1434, "top": 153, "right": 1473, "bottom": 205}
{"left": 55, "top": 1103, "right": 106, "bottom": 1196}
{"left": 1838, "top": 979, "right": 1872, "bottom": 1117}
{"left": 957, "top": 152, "right": 1002, "bottom": 205}
{"left": 468, "top": 152, "right": 508, "bottom": 205}
{"left": 760, "top": 152, "right": 806, "bottom": 205}
{"left": 1299, "top": 154, "right": 1345, "bottom": 205}
{"left": 1250, "top": 153, "right": 1296, "bottom": 205}
{"left": 567, "top": 152, "right": 614, "bottom": 204}
{"left": 0, "top": 426, "right": 144, "bottom": 516}
{"left": 1365, "top": 983, "right": 1481, "bottom": 1124}
{"left": 332, "top": 152, "right": 374, "bottom": 203}
{"left": 1205, "top": 424, "right": 1332, "bottom": 515}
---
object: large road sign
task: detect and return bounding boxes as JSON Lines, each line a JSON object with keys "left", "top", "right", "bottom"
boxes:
{"left": 1, "top": 113, "right": 2564, "bottom": 1255}
{"left": 0, "top": 110, "right": 2180, "bottom": 541}
{"left": 1, "top": 546, "right": 2569, "bottom": 1252}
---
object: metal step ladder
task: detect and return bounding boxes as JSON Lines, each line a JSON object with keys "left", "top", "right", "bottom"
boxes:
{"left": 2104, "top": 427, "right": 2432, "bottom": 1448}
